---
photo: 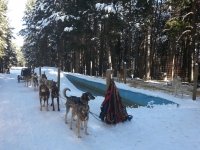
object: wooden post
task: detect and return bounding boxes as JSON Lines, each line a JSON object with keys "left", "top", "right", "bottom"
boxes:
{"left": 106, "top": 69, "right": 112, "bottom": 91}
{"left": 90, "top": 61, "right": 92, "bottom": 76}
{"left": 192, "top": 63, "right": 198, "bottom": 100}
{"left": 124, "top": 62, "right": 127, "bottom": 84}
{"left": 39, "top": 66, "right": 41, "bottom": 76}
{"left": 85, "top": 65, "right": 86, "bottom": 75}
{"left": 58, "top": 67, "right": 60, "bottom": 91}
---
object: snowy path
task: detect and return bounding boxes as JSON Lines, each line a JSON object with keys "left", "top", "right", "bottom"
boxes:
{"left": 0, "top": 68, "right": 200, "bottom": 150}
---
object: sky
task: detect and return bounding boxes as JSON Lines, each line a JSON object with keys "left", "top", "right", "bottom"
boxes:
{"left": 0, "top": 66, "right": 200, "bottom": 150}
{"left": 7, "top": 0, "right": 27, "bottom": 47}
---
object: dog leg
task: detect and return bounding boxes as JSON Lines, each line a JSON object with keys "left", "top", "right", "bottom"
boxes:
{"left": 70, "top": 114, "right": 73, "bottom": 130}
{"left": 52, "top": 97, "right": 55, "bottom": 111}
{"left": 76, "top": 119, "right": 78, "bottom": 128}
{"left": 57, "top": 97, "right": 60, "bottom": 111}
{"left": 84, "top": 121, "right": 89, "bottom": 135}
{"left": 70, "top": 108, "right": 76, "bottom": 130}
{"left": 180, "top": 84, "right": 183, "bottom": 98}
{"left": 174, "top": 86, "right": 177, "bottom": 97}
{"left": 77, "top": 118, "right": 81, "bottom": 138}
{"left": 43, "top": 99, "right": 45, "bottom": 107}
{"left": 40, "top": 98, "right": 42, "bottom": 111}
{"left": 46, "top": 98, "right": 49, "bottom": 111}
{"left": 65, "top": 105, "right": 70, "bottom": 124}
{"left": 81, "top": 122, "right": 84, "bottom": 130}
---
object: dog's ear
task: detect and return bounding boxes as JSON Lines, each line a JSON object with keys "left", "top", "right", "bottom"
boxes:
{"left": 81, "top": 93, "right": 88, "bottom": 100}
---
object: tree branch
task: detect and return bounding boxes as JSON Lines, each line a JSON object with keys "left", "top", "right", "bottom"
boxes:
{"left": 182, "top": 12, "right": 194, "bottom": 21}
{"left": 177, "top": 30, "right": 191, "bottom": 41}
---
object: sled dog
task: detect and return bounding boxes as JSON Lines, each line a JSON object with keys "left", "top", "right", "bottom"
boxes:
{"left": 63, "top": 88, "right": 95, "bottom": 138}
{"left": 39, "top": 83, "right": 50, "bottom": 111}
{"left": 172, "top": 76, "right": 184, "bottom": 98}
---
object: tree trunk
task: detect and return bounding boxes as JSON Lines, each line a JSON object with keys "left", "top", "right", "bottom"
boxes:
{"left": 145, "top": 26, "right": 151, "bottom": 80}
{"left": 171, "top": 37, "right": 176, "bottom": 79}
{"left": 106, "top": 19, "right": 112, "bottom": 70}
{"left": 190, "top": 0, "right": 197, "bottom": 82}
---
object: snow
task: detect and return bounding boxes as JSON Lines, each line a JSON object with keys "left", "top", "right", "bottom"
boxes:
{"left": 0, "top": 66, "right": 200, "bottom": 150}
{"left": 64, "top": 27, "right": 74, "bottom": 32}
{"left": 95, "top": 3, "right": 116, "bottom": 14}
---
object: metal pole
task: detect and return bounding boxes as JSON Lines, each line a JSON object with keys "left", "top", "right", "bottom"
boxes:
{"left": 58, "top": 67, "right": 60, "bottom": 91}
{"left": 124, "top": 62, "right": 127, "bottom": 84}
{"left": 192, "top": 63, "right": 198, "bottom": 100}
{"left": 85, "top": 65, "right": 86, "bottom": 75}
{"left": 39, "top": 66, "right": 41, "bottom": 76}
{"left": 90, "top": 61, "right": 92, "bottom": 76}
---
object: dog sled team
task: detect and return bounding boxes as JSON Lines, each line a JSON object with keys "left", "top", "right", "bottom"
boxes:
{"left": 19, "top": 70, "right": 96, "bottom": 138}
{"left": 18, "top": 68, "right": 186, "bottom": 138}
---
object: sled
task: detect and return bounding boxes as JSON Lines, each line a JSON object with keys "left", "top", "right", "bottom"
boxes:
{"left": 17, "top": 68, "right": 31, "bottom": 83}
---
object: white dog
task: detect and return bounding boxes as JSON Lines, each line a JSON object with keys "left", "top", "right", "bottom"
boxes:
{"left": 171, "top": 76, "right": 184, "bottom": 98}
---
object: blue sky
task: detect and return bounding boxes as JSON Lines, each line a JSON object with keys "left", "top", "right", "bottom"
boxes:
{"left": 7, "top": 0, "right": 27, "bottom": 47}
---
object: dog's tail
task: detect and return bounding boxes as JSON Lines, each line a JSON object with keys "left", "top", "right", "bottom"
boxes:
{"left": 63, "top": 88, "right": 71, "bottom": 99}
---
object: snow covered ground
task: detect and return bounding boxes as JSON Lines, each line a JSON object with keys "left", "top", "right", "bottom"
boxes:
{"left": 0, "top": 67, "right": 200, "bottom": 150}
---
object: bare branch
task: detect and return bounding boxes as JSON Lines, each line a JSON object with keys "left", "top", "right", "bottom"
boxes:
{"left": 185, "top": 26, "right": 193, "bottom": 29}
{"left": 162, "top": 29, "right": 170, "bottom": 33}
{"left": 177, "top": 30, "right": 191, "bottom": 41}
{"left": 182, "top": 12, "right": 194, "bottom": 21}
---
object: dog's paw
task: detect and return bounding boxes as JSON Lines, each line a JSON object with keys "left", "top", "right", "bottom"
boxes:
{"left": 70, "top": 127, "right": 72, "bottom": 130}
{"left": 85, "top": 132, "right": 89, "bottom": 135}
{"left": 78, "top": 135, "right": 81, "bottom": 138}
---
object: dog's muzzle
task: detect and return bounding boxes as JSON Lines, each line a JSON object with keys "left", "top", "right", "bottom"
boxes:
{"left": 80, "top": 114, "right": 88, "bottom": 121}
{"left": 88, "top": 95, "right": 95, "bottom": 100}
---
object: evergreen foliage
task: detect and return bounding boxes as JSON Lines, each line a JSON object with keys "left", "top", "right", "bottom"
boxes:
{"left": 0, "top": 0, "right": 17, "bottom": 72}
{"left": 19, "top": 0, "right": 200, "bottom": 81}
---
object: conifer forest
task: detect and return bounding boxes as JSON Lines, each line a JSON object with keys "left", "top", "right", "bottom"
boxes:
{"left": 1, "top": 0, "right": 200, "bottom": 81}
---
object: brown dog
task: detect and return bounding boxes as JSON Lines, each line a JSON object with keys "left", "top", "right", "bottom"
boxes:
{"left": 33, "top": 74, "right": 39, "bottom": 91}
{"left": 63, "top": 88, "right": 95, "bottom": 123}
{"left": 39, "top": 83, "right": 50, "bottom": 111}
{"left": 72, "top": 104, "right": 90, "bottom": 138}
{"left": 50, "top": 81, "right": 60, "bottom": 111}
{"left": 39, "top": 72, "right": 47, "bottom": 85}
{"left": 63, "top": 88, "right": 95, "bottom": 138}
{"left": 24, "top": 74, "right": 33, "bottom": 87}
{"left": 117, "top": 70, "right": 124, "bottom": 82}
{"left": 42, "top": 78, "right": 54, "bottom": 89}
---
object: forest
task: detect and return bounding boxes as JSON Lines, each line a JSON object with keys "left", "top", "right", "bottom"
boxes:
{"left": 1, "top": 0, "right": 200, "bottom": 82}
{"left": 0, "top": 0, "right": 19, "bottom": 73}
